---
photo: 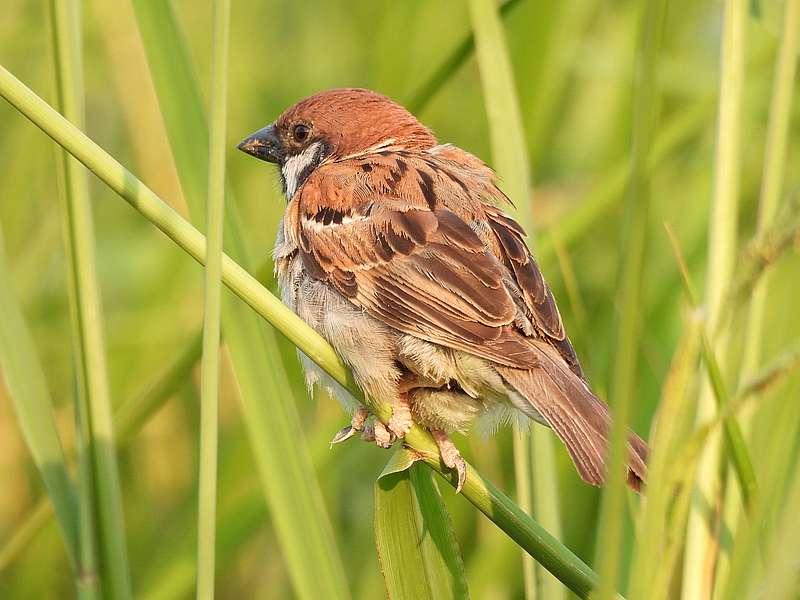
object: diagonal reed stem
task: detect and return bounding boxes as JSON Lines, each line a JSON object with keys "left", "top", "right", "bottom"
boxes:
{"left": 0, "top": 62, "right": 608, "bottom": 600}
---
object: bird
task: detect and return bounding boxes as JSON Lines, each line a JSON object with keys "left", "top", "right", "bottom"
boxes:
{"left": 237, "top": 88, "right": 648, "bottom": 493}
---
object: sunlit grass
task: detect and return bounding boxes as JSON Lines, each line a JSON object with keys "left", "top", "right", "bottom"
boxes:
{"left": 1, "top": 2, "right": 799, "bottom": 599}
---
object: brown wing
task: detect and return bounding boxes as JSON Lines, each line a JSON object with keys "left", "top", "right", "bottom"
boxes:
{"left": 289, "top": 151, "right": 574, "bottom": 371}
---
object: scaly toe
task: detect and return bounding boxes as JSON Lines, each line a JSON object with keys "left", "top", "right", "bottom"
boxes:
{"left": 372, "top": 420, "right": 396, "bottom": 449}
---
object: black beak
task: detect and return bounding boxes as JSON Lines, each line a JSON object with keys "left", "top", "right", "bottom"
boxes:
{"left": 237, "top": 124, "right": 284, "bottom": 164}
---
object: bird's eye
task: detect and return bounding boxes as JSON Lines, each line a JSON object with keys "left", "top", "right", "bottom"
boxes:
{"left": 292, "top": 123, "right": 310, "bottom": 143}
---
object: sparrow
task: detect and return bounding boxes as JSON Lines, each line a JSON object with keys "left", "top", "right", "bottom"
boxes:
{"left": 237, "top": 88, "right": 648, "bottom": 492}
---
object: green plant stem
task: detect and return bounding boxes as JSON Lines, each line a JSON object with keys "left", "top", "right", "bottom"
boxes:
{"left": 0, "top": 89, "right": 720, "bottom": 576}
{"left": 683, "top": 0, "right": 748, "bottom": 585}
{"left": 0, "top": 62, "right": 608, "bottom": 600}
{"left": 664, "top": 225, "right": 758, "bottom": 510}
{"left": 130, "top": 4, "right": 350, "bottom": 598}
{"left": 405, "top": 0, "right": 524, "bottom": 114}
{"left": 196, "top": 1, "right": 229, "bottom": 598}
{"left": 596, "top": 2, "right": 666, "bottom": 598}
{"left": 466, "top": 1, "right": 543, "bottom": 596}
{"left": 715, "top": 1, "right": 799, "bottom": 585}
{"left": 48, "top": 1, "right": 130, "bottom": 598}
{"left": 737, "top": 0, "right": 799, "bottom": 381}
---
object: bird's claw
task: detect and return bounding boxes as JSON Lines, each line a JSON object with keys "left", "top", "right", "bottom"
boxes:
{"left": 452, "top": 456, "right": 467, "bottom": 493}
{"left": 431, "top": 428, "right": 467, "bottom": 493}
{"left": 330, "top": 407, "right": 370, "bottom": 448}
{"left": 330, "top": 406, "right": 400, "bottom": 450}
{"left": 329, "top": 425, "right": 357, "bottom": 447}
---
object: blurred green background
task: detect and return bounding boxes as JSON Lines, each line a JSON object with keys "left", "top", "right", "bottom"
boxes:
{"left": 1, "top": 0, "right": 799, "bottom": 598}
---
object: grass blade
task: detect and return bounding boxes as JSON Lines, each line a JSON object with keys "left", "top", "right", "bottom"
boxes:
{"left": 466, "top": 0, "right": 532, "bottom": 223}
{"left": 196, "top": 0, "right": 230, "bottom": 597}
{"left": 405, "top": 0, "right": 524, "bottom": 114}
{"left": 0, "top": 242, "right": 79, "bottom": 574}
{"left": 374, "top": 452, "right": 469, "bottom": 599}
{"left": 628, "top": 313, "right": 702, "bottom": 600}
{"left": 738, "top": 0, "right": 799, "bottom": 379}
{"left": 664, "top": 225, "right": 758, "bottom": 508}
{"left": 683, "top": 1, "right": 748, "bottom": 596}
{"left": 48, "top": 1, "right": 131, "bottom": 597}
{"left": 595, "top": 3, "right": 667, "bottom": 598}
{"left": 717, "top": 1, "right": 799, "bottom": 584}
{"left": 0, "top": 61, "right": 605, "bottom": 599}
{"left": 128, "top": 3, "right": 351, "bottom": 598}
{"left": 465, "top": 2, "right": 547, "bottom": 596}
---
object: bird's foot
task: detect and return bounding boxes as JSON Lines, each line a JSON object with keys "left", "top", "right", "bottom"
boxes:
{"left": 330, "top": 407, "right": 398, "bottom": 449}
{"left": 430, "top": 428, "right": 466, "bottom": 493}
{"left": 330, "top": 406, "right": 370, "bottom": 447}
{"left": 362, "top": 419, "right": 396, "bottom": 449}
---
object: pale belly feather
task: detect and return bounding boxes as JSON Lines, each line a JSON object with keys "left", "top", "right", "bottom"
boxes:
{"left": 273, "top": 223, "right": 539, "bottom": 434}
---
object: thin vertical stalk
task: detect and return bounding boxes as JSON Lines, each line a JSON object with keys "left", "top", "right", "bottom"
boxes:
{"left": 682, "top": 1, "right": 748, "bottom": 598}
{"left": 466, "top": 1, "right": 547, "bottom": 596}
{"left": 739, "top": 0, "right": 799, "bottom": 391}
{"left": 129, "top": 4, "right": 351, "bottom": 598}
{"left": 48, "top": 1, "right": 132, "bottom": 598}
{"left": 595, "top": 2, "right": 667, "bottom": 598}
{"left": 196, "top": 0, "right": 229, "bottom": 598}
{"left": 716, "top": 0, "right": 799, "bottom": 587}
{"left": 406, "top": 0, "right": 524, "bottom": 114}
{"left": 512, "top": 432, "right": 536, "bottom": 598}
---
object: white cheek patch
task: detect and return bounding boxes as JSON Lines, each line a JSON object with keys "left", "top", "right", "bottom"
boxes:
{"left": 282, "top": 142, "right": 323, "bottom": 199}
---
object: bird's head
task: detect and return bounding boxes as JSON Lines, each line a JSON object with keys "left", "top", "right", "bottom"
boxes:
{"left": 237, "top": 88, "right": 437, "bottom": 198}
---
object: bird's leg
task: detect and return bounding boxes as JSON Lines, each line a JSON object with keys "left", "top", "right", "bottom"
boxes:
{"left": 362, "top": 419, "right": 395, "bottom": 449}
{"left": 387, "top": 392, "right": 413, "bottom": 439}
{"left": 329, "top": 406, "right": 370, "bottom": 446}
{"left": 388, "top": 371, "right": 440, "bottom": 439}
{"left": 430, "top": 428, "right": 467, "bottom": 493}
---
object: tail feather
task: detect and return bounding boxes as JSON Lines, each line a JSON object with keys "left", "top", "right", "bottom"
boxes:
{"left": 497, "top": 341, "right": 648, "bottom": 492}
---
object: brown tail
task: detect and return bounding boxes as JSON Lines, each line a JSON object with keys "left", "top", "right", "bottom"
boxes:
{"left": 497, "top": 341, "right": 649, "bottom": 492}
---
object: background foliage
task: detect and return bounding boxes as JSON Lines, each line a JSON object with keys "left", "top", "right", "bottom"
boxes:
{"left": 1, "top": 0, "right": 799, "bottom": 598}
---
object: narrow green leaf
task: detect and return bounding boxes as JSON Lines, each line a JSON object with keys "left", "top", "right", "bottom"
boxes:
{"left": 628, "top": 313, "right": 702, "bottom": 600}
{"left": 596, "top": 3, "right": 667, "bottom": 597}
{"left": 466, "top": 3, "right": 560, "bottom": 598}
{"left": 128, "top": 3, "right": 351, "bottom": 598}
{"left": 466, "top": 0, "right": 531, "bottom": 220}
{"left": 0, "top": 243, "right": 79, "bottom": 573}
{"left": 0, "top": 63, "right": 603, "bottom": 598}
{"left": 664, "top": 225, "right": 758, "bottom": 511}
{"left": 0, "top": 333, "right": 202, "bottom": 573}
{"left": 739, "top": 0, "right": 799, "bottom": 379}
{"left": 379, "top": 447, "right": 424, "bottom": 479}
{"left": 375, "top": 460, "right": 469, "bottom": 600}
{"left": 405, "top": 0, "right": 524, "bottom": 114}
{"left": 48, "top": 0, "right": 131, "bottom": 597}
